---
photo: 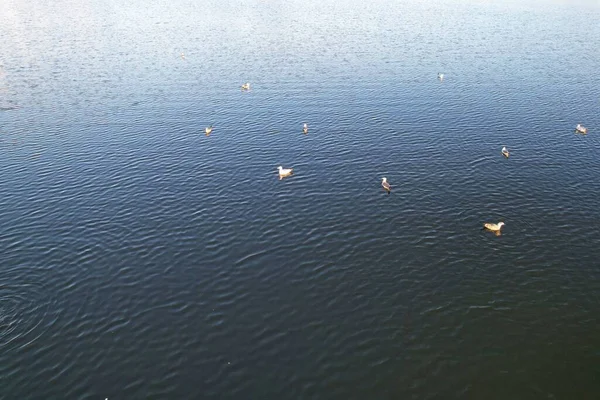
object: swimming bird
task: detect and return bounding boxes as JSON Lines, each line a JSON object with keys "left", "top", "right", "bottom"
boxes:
{"left": 575, "top": 124, "right": 588, "bottom": 134}
{"left": 241, "top": 83, "right": 250, "bottom": 91}
{"left": 483, "top": 221, "right": 504, "bottom": 233}
{"left": 181, "top": 52, "right": 185, "bottom": 60}
{"left": 438, "top": 73, "right": 444, "bottom": 81}
{"left": 278, "top": 166, "right": 293, "bottom": 180}
{"left": 303, "top": 123, "right": 308, "bottom": 134}
{"left": 381, "top": 177, "right": 391, "bottom": 193}
{"left": 205, "top": 125, "right": 213, "bottom": 136}
{"left": 501, "top": 146, "right": 509, "bottom": 158}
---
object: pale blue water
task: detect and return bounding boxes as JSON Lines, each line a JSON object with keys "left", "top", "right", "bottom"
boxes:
{"left": 1, "top": 0, "right": 599, "bottom": 398}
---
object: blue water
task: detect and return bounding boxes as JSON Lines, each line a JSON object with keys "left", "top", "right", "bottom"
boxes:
{"left": 1, "top": 0, "right": 600, "bottom": 398}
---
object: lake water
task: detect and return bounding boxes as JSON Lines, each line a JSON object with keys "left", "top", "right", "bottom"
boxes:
{"left": 1, "top": 0, "right": 600, "bottom": 398}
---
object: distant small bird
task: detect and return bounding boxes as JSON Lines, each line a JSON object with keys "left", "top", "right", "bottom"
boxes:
{"left": 303, "top": 123, "right": 308, "bottom": 134}
{"left": 575, "top": 124, "right": 588, "bottom": 134}
{"left": 181, "top": 52, "right": 185, "bottom": 60}
{"left": 438, "top": 73, "right": 444, "bottom": 81}
{"left": 483, "top": 221, "right": 504, "bottom": 233}
{"left": 278, "top": 166, "right": 293, "bottom": 180}
{"left": 241, "top": 83, "right": 250, "bottom": 91}
{"left": 501, "top": 146, "right": 510, "bottom": 158}
{"left": 381, "top": 177, "right": 391, "bottom": 193}
{"left": 205, "top": 125, "right": 213, "bottom": 136}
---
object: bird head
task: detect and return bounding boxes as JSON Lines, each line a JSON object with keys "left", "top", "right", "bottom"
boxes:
{"left": 498, "top": 222, "right": 505, "bottom": 227}
{"left": 382, "top": 177, "right": 387, "bottom": 182}
{"left": 278, "top": 166, "right": 282, "bottom": 170}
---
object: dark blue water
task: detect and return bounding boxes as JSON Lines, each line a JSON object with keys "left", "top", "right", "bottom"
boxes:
{"left": 1, "top": 0, "right": 600, "bottom": 398}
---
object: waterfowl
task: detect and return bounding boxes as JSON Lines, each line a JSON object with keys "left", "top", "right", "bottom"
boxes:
{"left": 575, "top": 124, "right": 588, "bottom": 134}
{"left": 181, "top": 52, "right": 185, "bottom": 60}
{"left": 303, "top": 123, "right": 308, "bottom": 134}
{"left": 483, "top": 221, "right": 504, "bottom": 232}
{"left": 205, "top": 125, "right": 213, "bottom": 136}
{"left": 438, "top": 73, "right": 444, "bottom": 81}
{"left": 278, "top": 166, "right": 293, "bottom": 180}
{"left": 241, "top": 83, "right": 250, "bottom": 91}
{"left": 501, "top": 146, "right": 509, "bottom": 158}
{"left": 381, "top": 177, "right": 391, "bottom": 193}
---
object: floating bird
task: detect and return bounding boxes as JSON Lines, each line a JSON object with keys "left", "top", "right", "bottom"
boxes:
{"left": 303, "top": 123, "right": 308, "bottom": 134}
{"left": 381, "top": 177, "right": 391, "bottom": 193}
{"left": 241, "top": 83, "right": 250, "bottom": 91}
{"left": 278, "top": 166, "right": 293, "bottom": 180}
{"left": 181, "top": 52, "right": 185, "bottom": 60}
{"left": 205, "top": 125, "right": 213, "bottom": 136}
{"left": 438, "top": 73, "right": 444, "bottom": 81}
{"left": 483, "top": 221, "right": 504, "bottom": 233}
{"left": 501, "top": 146, "right": 510, "bottom": 158}
{"left": 575, "top": 124, "right": 588, "bottom": 134}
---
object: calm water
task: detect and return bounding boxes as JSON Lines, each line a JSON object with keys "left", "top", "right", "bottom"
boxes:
{"left": 1, "top": 0, "right": 600, "bottom": 398}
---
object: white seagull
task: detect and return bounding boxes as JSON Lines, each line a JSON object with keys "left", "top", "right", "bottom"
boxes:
{"left": 483, "top": 221, "right": 504, "bottom": 233}
{"left": 205, "top": 125, "right": 213, "bottom": 136}
{"left": 575, "top": 124, "right": 588, "bottom": 134}
{"left": 241, "top": 83, "right": 250, "bottom": 91}
{"left": 278, "top": 166, "right": 293, "bottom": 180}
{"left": 438, "top": 73, "right": 444, "bottom": 81}
{"left": 381, "top": 177, "right": 391, "bottom": 193}
{"left": 501, "top": 146, "right": 509, "bottom": 158}
{"left": 303, "top": 123, "right": 308, "bottom": 134}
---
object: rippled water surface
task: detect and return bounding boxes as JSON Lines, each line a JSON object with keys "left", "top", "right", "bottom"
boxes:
{"left": 1, "top": 0, "right": 600, "bottom": 398}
